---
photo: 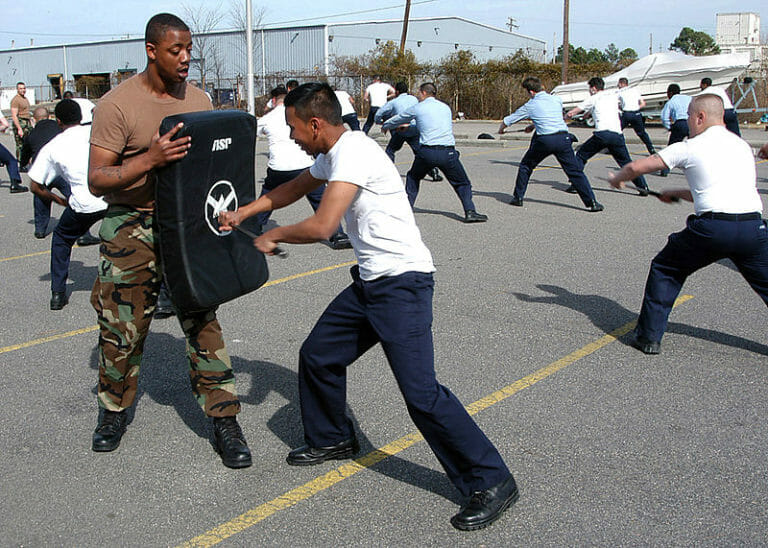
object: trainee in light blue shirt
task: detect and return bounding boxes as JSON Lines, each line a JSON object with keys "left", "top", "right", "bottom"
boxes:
{"left": 503, "top": 91, "right": 568, "bottom": 135}
{"left": 381, "top": 96, "right": 455, "bottom": 146}
{"left": 661, "top": 94, "right": 692, "bottom": 129}
{"left": 375, "top": 93, "right": 419, "bottom": 137}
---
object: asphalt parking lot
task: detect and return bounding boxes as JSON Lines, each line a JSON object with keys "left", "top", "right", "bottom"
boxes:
{"left": 1, "top": 123, "right": 767, "bottom": 546}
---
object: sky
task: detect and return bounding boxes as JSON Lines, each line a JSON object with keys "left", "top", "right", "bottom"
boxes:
{"left": 2, "top": 0, "right": 765, "bottom": 59}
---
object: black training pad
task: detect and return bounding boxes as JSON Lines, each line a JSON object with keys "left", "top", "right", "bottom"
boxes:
{"left": 155, "top": 110, "right": 267, "bottom": 314}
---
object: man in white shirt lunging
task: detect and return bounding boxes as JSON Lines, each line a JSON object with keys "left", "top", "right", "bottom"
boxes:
{"left": 608, "top": 94, "right": 767, "bottom": 355}
{"left": 219, "top": 82, "right": 519, "bottom": 531}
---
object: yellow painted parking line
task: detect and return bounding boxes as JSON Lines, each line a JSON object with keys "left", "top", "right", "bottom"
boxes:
{"left": 0, "top": 260, "right": 358, "bottom": 356}
{"left": 0, "top": 242, "right": 105, "bottom": 263}
{"left": 179, "top": 295, "right": 694, "bottom": 547}
{"left": 0, "top": 249, "right": 51, "bottom": 263}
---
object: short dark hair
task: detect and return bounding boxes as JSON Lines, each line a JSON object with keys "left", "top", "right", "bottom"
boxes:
{"left": 700, "top": 77, "right": 712, "bottom": 87}
{"left": 587, "top": 77, "right": 604, "bottom": 90}
{"left": 62, "top": 90, "right": 74, "bottom": 99}
{"left": 270, "top": 85, "right": 287, "bottom": 98}
{"left": 286, "top": 79, "right": 299, "bottom": 90}
{"left": 17, "top": 81, "right": 25, "bottom": 87}
{"left": 284, "top": 82, "right": 343, "bottom": 125}
{"left": 395, "top": 81, "right": 408, "bottom": 94}
{"left": 618, "top": 77, "right": 629, "bottom": 86}
{"left": 145, "top": 13, "right": 189, "bottom": 45}
{"left": 419, "top": 82, "right": 437, "bottom": 96}
{"left": 667, "top": 83, "right": 681, "bottom": 96}
{"left": 54, "top": 99, "right": 82, "bottom": 125}
{"left": 521, "top": 77, "right": 543, "bottom": 93}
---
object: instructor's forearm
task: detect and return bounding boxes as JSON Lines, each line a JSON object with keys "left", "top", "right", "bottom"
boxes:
{"left": 88, "top": 153, "right": 154, "bottom": 196}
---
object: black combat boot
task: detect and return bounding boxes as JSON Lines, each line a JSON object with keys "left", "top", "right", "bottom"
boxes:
{"left": 213, "top": 416, "right": 252, "bottom": 469}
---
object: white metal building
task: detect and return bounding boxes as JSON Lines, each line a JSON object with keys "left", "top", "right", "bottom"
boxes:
{"left": 0, "top": 16, "right": 546, "bottom": 106}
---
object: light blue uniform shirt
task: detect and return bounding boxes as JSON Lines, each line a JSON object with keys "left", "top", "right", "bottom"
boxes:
{"left": 375, "top": 93, "right": 419, "bottom": 137}
{"left": 661, "top": 94, "right": 692, "bottom": 129}
{"left": 382, "top": 96, "right": 455, "bottom": 146}
{"left": 503, "top": 91, "right": 568, "bottom": 135}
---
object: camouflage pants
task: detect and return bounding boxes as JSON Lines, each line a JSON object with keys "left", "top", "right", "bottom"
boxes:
{"left": 90, "top": 206, "right": 240, "bottom": 417}
{"left": 13, "top": 118, "right": 31, "bottom": 161}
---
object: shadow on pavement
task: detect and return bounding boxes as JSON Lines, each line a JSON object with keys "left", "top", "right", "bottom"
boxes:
{"left": 86, "top": 331, "right": 461, "bottom": 502}
{"left": 512, "top": 283, "right": 768, "bottom": 357}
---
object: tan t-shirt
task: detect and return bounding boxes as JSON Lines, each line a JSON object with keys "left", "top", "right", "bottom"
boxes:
{"left": 90, "top": 74, "right": 212, "bottom": 208}
{"left": 10, "top": 95, "right": 31, "bottom": 120}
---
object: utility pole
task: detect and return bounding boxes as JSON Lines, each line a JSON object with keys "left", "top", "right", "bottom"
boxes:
{"left": 246, "top": 0, "right": 255, "bottom": 116}
{"left": 561, "top": 0, "right": 569, "bottom": 84}
{"left": 649, "top": 33, "right": 653, "bottom": 55}
{"left": 399, "top": 0, "right": 411, "bottom": 57}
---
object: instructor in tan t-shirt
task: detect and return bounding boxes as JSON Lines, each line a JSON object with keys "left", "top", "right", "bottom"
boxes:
{"left": 86, "top": 12, "right": 252, "bottom": 469}
{"left": 10, "top": 82, "right": 32, "bottom": 161}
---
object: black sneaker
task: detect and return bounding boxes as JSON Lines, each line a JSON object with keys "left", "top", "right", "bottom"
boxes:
{"left": 632, "top": 334, "right": 661, "bottom": 355}
{"left": 586, "top": 201, "right": 604, "bottom": 212}
{"left": 10, "top": 181, "right": 28, "bottom": 194}
{"left": 50, "top": 291, "right": 68, "bottom": 310}
{"left": 463, "top": 210, "right": 488, "bottom": 223}
{"left": 450, "top": 475, "right": 519, "bottom": 531}
{"left": 564, "top": 185, "right": 578, "bottom": 194}
{"left": 92, "top": 410, "right": 127, "bottom": 452}
{"left": 213, "top": 417, "right": 252, "bottom": 469}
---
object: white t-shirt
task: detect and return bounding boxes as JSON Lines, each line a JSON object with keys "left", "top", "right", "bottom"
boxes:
{"left": 365, "top": 81, "right": 394, "bottom": 108}
{"left": 658, "top": 125, "right": 761, "bottom": 215}
{"left": 578, "top": 91, "right": 622, "bottom": 133}
{"left": 29, "top": 124, "right": 106, "bottom": 214}
{"left": 698, "top": 87, "right": 734, "bottom": 109}
{"left": 309, "top": 131, "right": 435, "bottom": 281}
{"left": 618, "top": 87, "right": 643, "bottom": 112}
{"left": 335, "top": 90, "right": 355, "bottom": 116}
{"left": 257, "top": 104, "right": 313, "bottom": 172}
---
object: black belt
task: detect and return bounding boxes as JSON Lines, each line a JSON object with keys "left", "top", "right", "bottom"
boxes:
{"left": 421, "top": 144, "right": 453, "bottom": 150}
{"left": 697, "top": 211, "right": 762, "bottom": 221}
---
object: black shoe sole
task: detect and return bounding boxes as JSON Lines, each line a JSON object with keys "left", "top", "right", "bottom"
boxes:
{"left": 92, "top": 441, "right": 122, "bottom": 452}
{"left": 450, "top": 488, "right": 520, "bottom": 531}
{"left": 218, "top": 453, "right": 253, "bottom": 469}
{"left": 286, "top": 445, "right": 358, "bottom": 466}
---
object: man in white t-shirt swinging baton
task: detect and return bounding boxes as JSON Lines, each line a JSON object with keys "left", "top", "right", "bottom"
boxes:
{"left": 608, "top": 94, "right": 768, "bottom": 355}
{"left": 219, "top": 82, "right": 519, "bottom": 531}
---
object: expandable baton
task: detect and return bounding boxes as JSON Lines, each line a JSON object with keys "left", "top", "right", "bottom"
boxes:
{"left": 231, "top": 224, "right": 289, "bottom": 258}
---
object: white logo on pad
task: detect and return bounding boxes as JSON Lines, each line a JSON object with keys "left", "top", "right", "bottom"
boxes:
{"left": 204, "top": 180, "right": 238, "bottom": 237}
{"left": 212, "top": 137, "right": 232, "bottom": 151}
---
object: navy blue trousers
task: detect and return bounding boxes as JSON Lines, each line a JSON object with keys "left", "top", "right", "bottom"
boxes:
{"left": 362, "top": 106, "right": 379, "bottom": 135}
{"left": 724, "top": 109, "right": 741, "bottom": 137}
{"left": 33, "top": 177, "right": 71, "bottom": 234}
{"left": 514, "top": 132, "right": 596, "bottom": 205}
{"left": 256, "top": 167, "right": 344, "bottom": 236}
{"left": 0, "top": 142, "right": 21, "bottom": 183}
{"left": 405, "top": 145, "right": 476, "bottom": 212}
{"left": 51, "top": 207, "right": 105, "bottom": 292}
{"left": 298, "top": 266, "right": 511, "bottom": 496}
{"left": 620, "top": 111, "right": 655, "bottom": 154}
{"left": 637, "top": 214, "right": 768, "bottom": 343}
{"left": 577, "top": 130, "right": 648, "bottom": 190}
{"left": 668, "top": 120, "right": 689, "bottom": 145}
{"left": 342, "top": 113, "right": 360, "bottom": 131}
{"left": 385, "top": 129, "right": 420, "bottom": 162}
